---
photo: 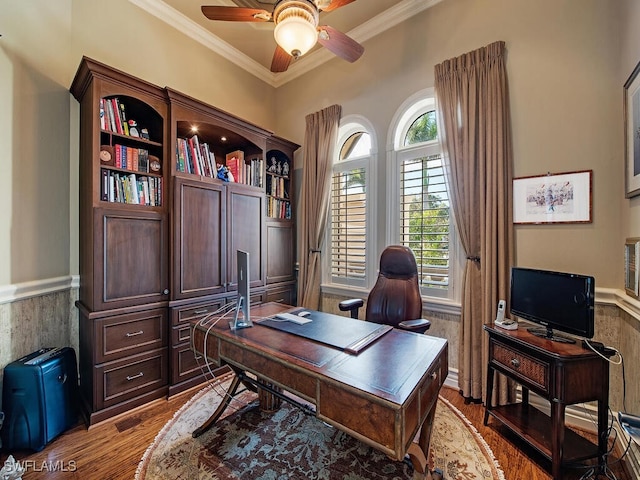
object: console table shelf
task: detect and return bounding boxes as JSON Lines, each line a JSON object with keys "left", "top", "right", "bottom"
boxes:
{"left": 489, "top": 403, "right": 599, "bottom": 463}
{"left": 483, "top": 324, "right": 609, "bottom": 480}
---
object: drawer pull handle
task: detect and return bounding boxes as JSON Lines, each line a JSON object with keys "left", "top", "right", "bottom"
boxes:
{"left": 431, "top": 372, "right": 438, "bottom": 380}
{"left": 126, "top": 330, "right": 144, "bottom": 337}
{"left": 510, "top": 358, "right": 520, "bottom": 368}
{"left": 194, "top": 309, "right": 209, "bottom": 315}
{"left": 126, "top": 372, "right": 144, "bottom": 381}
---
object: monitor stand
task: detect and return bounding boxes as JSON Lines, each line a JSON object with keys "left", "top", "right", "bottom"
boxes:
{"left": 527, "top": 326, "right": 575, "bottom": 344}
{"left": 229, "top": 296, "right": 252, "bottom": 330}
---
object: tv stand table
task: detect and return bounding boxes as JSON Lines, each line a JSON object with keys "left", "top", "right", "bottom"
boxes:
{"left": 483, "top": 324, "right": 609, "bottom": 480}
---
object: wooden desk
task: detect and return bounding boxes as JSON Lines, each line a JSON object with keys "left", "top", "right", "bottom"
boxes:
{"left": 191, "top": 302, "right": 448, "bottom": 479}
{"left": 483, "top": 324, "right": 609, "bottom": 480}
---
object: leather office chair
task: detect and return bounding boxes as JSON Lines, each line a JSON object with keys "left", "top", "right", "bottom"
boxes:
{"left": 339, "top": 245, "right": 431, "bottom": 334}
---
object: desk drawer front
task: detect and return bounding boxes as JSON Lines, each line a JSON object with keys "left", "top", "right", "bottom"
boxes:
{"left": 319, "top": 383, "right": 396, "bottom": 455}
{"left": 221, "top": 342, "right": 316, "bottom": 400}
{"left": 492, "top": 342, "right": 549, "bottom": 392}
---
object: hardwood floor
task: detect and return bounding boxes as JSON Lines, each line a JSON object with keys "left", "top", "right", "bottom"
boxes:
{"left": 0, "top": 382, "right": 633, "bottom": 480}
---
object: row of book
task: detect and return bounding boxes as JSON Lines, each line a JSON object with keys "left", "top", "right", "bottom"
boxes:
{"left": 176, "top": 135, "right": 217, "bottom": 178}
{"left": 101, "top": 169, "right": 162, "bottom": 206}
{"left": 227, "top": 152, "right": 264, "bottom": 188}
{"left": 100, "top": 97, "right": 150, "bottom": 139}
{"left": 104, "top": 145, "right": 152, "bottom": 173}
{"left": 267, "top": 197, "right": 291, "bottom": 219}
{"left": 266, "top": 175, "right": 288, "bottom": 199}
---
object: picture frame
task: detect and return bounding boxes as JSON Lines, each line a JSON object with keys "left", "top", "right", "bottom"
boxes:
{"left": 625, "top": 238, "right": 640, "bottom": 298}
{"left": 513, "top": 170, "right": 592, "bottom": 224}
{"left": 625, "top": 61, "right": 640, "bottom": 198}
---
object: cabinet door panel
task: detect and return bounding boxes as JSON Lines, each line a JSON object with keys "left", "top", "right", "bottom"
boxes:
{"left": 174, "top": 179, "right": 226, "bottom": 300}
{"left": 266, "top": 221, "right": 295, "bottom": 284}
{"left": 227, "top": 185, "right": 265, "bottom": 288}
{"left": 95, "top": 209, "right": 168, "bottom": 311}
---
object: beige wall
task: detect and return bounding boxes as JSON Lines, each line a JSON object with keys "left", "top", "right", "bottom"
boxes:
{"left": 1, "top": 0, "right": 640, "bottom": 422}
{"left": 277, "top": 0, "right": 623, "bottom": 287}
{"left": 0, "top": 0, "right": 278, "bottom": 286}
{"left": 0, "top": 0, "right": 629, "bottom": 293}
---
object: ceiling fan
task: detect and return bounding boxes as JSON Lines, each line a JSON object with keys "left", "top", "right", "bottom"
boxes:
{"left": 201, "top": 0, "right": 365, "bottom": 72}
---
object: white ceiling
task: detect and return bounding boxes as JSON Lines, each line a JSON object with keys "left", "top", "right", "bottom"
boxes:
{"left": 129, "top": 0, "right": 443, "bottom": 87}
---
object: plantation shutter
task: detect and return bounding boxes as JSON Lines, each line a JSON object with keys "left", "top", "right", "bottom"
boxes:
{"left": 330, "top": 167, "right": 366, "bottom": 280}
{"left": 399, "top": 154, "right": 450, "bottom": 290}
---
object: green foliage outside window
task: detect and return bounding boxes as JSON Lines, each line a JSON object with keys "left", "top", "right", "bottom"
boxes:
{"left": 405, "top": 111, "right": 437, "bottom": 146}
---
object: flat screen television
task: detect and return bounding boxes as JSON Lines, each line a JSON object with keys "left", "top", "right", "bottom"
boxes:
{"left": 509, "top": 267, "right": 595, "bottom": 343}
{"left": 230, "top": 250, "right": 252, "bottom": 330}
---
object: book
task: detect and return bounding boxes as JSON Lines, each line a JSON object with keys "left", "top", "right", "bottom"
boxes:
{"left": 105, "top": 99, "right": 117, "bottom": 133}
{"left": 101, "top": 169, "right": 109, "bottom": 201}
{"left": 99, "top": 99, "right": 106, "bottom": 130}
{"left": 226, "top": 150, "right": 244, "bottom": 183}
{"left": 119, "top": 102, "right": 130, "bottom": 136}
{"left": 188, "top": 137, "right": 201, "bottom": 175}
{"left": 111, "top": 98, "right": 122, "bottom": 134}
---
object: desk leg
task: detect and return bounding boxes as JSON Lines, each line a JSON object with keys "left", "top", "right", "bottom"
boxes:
{"left": 483, "top": 366, "right": 495, "bottom": 425}
{"left": 257, "top": 378, "right": 282, "bottom": 412}
{"left": 406, "top": 402, "right": 442, "bottom": 480}
{"left": 192, "top": 374, "right": 243, "bottom": 438}
{"left": 597, "top": 397, "right": 608, "bottom": 471}
{"left": 551, "top": 401, "right": 565, "bottom": 480}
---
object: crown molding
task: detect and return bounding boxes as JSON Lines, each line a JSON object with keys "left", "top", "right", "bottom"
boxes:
{"left": 130, "top": 0, "right": 444, "bottom": 88}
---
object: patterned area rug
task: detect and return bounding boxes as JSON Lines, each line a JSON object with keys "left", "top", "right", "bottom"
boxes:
{"left": 136, "top": 376, "right": 504, "bottom": 480}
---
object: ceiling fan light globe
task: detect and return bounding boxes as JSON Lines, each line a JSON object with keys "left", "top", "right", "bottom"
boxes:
{"left": 274, "top": 15, "right": 318, "bottom": 58}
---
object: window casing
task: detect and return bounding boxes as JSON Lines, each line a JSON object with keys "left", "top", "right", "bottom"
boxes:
{"left": 389, "top": 90, "right": 459, "bottom": 300}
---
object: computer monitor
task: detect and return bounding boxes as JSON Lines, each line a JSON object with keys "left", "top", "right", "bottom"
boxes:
{"left": 230, "top": 250, "right": 252, "bottom": 330}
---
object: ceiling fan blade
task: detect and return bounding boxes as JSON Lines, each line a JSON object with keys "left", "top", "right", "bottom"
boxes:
{"left": 321, "top": 0, "right": 356, "bottom": 12}
{"left": 201, "top": 6, "right": 272, "bottom": 22}
{"left": 271, "top": 45, "right": 292, "bottom": 73}
{"left": 317, "top": 25, "right": 364, "bottom": 63}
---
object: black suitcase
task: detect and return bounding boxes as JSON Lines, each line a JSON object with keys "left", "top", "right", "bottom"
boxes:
{"left": 1, "top": 347, "right": 78, "bottom": 451}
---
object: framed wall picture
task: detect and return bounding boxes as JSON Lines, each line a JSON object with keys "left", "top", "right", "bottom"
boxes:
{"left": 625, "top": 238, "right": 640, "bottom": 298}
{"left": 625, "top": 61, "right": 640, "bottom": 198}
{"left": 513, "top": 170, "right": 592, "bottom": 224}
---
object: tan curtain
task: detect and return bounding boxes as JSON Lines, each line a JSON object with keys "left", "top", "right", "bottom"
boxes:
{"left": 434, "top": 41, "right": 514, "bottom": 403}
{"left": 297, "top": 105, "right": 341, "bottom": 310}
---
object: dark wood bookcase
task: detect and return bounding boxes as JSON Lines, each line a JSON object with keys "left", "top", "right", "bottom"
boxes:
{"left": 71, "top": 57, "right": 299, "bottom": 422}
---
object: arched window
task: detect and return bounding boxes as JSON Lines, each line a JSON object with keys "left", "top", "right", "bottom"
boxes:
{"left": 388, "top": 89, "right": 458, "bottom": 299}
{"left": 328, "top": 116, "right": 375, "bottom": 287}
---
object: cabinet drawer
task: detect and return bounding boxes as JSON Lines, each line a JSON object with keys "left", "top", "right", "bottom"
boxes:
{"left": 171, "top": 342, "right": 205, "bottom": 385}
{"left": 265, "top": 284, "right": 295, "bottom": 305}
{"left": 172, "top": 324, "right": 192, "bottom": 345}
{"left": 95, "top": 308, "right": 167, "bottom": 364}
{"left": 492, "top": 341, "right": 549, "bottom": 393}
{"left": 97, "top": 348, "right": 168, "bottom": 409}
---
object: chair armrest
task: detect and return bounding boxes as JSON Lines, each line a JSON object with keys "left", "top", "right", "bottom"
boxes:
{"left": 339, "top": 298, "right": 364, "bottom": 319}
{"left": 398, "top": 318, "right": 431, "bottom": 334}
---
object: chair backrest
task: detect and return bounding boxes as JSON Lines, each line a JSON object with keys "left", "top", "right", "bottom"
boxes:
{"left": 365, "top": 245, "right": 423, "bottom": 327}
